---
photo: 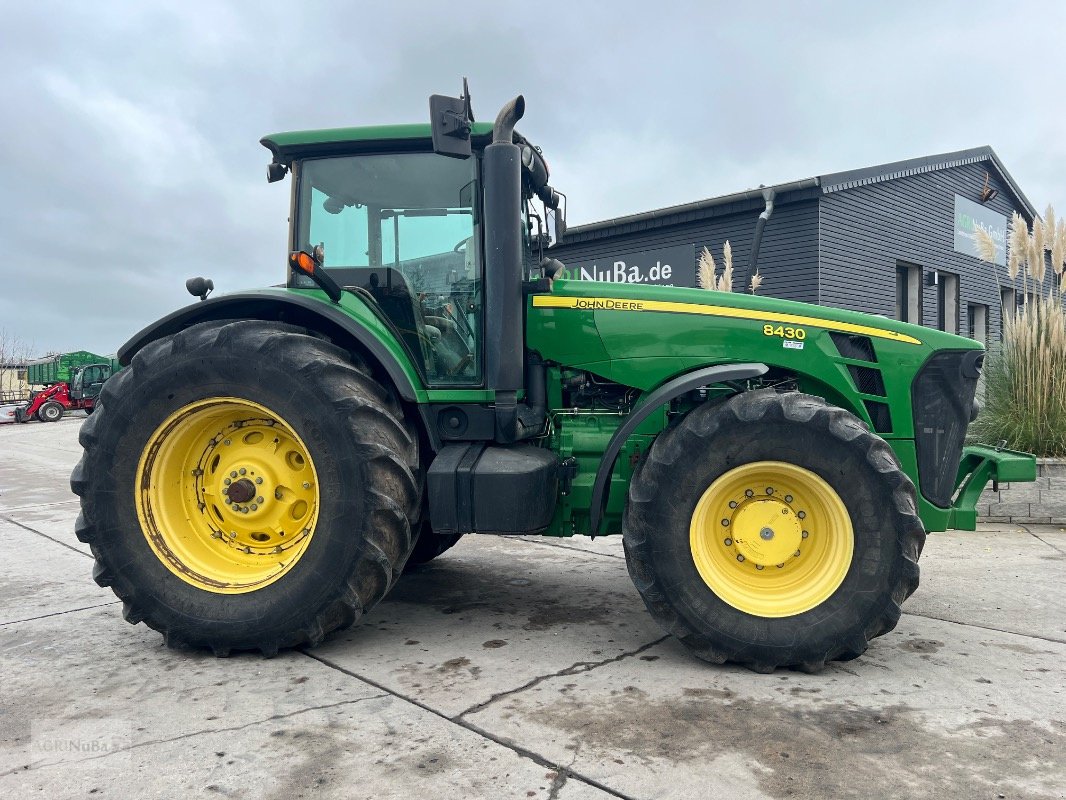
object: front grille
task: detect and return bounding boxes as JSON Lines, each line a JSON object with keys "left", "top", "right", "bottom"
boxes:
{"left": 911, "top": 350, "right": 982, "bottom": 507}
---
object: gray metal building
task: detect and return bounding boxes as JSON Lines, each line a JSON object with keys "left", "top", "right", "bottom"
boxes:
{"left": 549, "top": 147, "right": 1039, "bottom": 345}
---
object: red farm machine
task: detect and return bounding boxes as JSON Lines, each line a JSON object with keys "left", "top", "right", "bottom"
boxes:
{"left": 16, "top": 353, "right": 117, "bottom": 422}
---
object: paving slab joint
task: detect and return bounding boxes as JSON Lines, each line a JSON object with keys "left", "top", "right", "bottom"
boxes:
{"left": 455, "top": 636, "right": 670, "bottom": 720}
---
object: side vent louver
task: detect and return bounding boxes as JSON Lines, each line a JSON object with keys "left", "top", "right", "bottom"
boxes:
{"left": 863, "top": 400, "right": 892, "bottom": 433}
{"left": 847, "top": 365, "right": 886, "bottom": 397}
{"left": 830, "top": 332, "right": 877, "bottom": 362}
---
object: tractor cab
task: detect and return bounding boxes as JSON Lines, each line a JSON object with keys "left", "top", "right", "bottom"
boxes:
{"left": 261, "top": 86, "right": 564, "bottom": 443}
{"left": 69, "top": 363, "right": 112, "bottom": 402}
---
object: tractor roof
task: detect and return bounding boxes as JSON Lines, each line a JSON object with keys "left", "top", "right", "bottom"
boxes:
{"left": 261, "top": 121, "right": 495, "bottom": 164}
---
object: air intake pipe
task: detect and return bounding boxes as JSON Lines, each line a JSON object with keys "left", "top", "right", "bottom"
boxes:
{"left": 484, "top": 96, "right": 527, "bottom": 441}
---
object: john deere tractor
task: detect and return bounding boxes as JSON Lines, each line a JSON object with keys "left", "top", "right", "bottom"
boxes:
{"left": 72, "top": 85, "right": 1035, "bottom": 671}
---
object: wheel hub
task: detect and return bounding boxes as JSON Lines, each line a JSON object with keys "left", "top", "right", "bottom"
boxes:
{"left": 731, "top": 499, "right": 802, "bottom": 567}
{"left": 225, "top": 478, "right": 257, "bottom": 504}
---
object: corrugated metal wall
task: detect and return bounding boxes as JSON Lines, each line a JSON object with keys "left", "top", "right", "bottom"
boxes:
{"left": 817, "top": 163, "right": 1023, "bottom": 342}
{"left": 550, "top": 195, "right": 821, "bottom": 303}
{"left": 549, "top": 159, "right": 1046, "bottom": 343}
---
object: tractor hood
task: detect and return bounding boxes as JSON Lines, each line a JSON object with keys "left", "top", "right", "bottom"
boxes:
{"left": 527, "top": 277, "right": 981, "bottom": 432}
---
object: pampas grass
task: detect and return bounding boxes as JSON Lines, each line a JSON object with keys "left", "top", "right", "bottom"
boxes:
{"left": 697, "top": 241, "right": 755, "bottom": 293}
{"left": 698, "top": 246, "right": 716, "bottom": 289}
{"left": 719, "top": 241, "right": 734, "bottom": 293}
{"left": 972, "top": 205, "right": 1066, "bottom": 456}
{"left": 975, "top": 228, "right": 998, "bottom": 263}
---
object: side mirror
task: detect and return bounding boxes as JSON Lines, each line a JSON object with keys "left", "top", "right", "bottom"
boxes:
{"left": 429, "top": 78, "right": 474, "bottom": 159}
{"left": 553, "top": 193, "right": 567, "bottom": 243}
{"left": 186, "top": 276, "right": 214, "bottom": 301}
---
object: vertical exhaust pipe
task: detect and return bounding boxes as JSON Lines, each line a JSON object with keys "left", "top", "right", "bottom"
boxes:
{"left": 483, "top": 96, "right": 526, "bottom": 442}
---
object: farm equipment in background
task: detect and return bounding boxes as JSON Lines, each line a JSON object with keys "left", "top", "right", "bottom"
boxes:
{"left": 16, "top": 363, "right": 115, "bottom": 422}
{"left": 72, "top": 83, "right": 1036, "bottom": 672}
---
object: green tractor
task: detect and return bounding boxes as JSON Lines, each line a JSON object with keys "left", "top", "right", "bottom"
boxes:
{"left": 72, "top": 85, "right": 1035, "bottom": 671}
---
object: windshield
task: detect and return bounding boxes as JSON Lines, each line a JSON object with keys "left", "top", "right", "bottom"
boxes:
{"left": 295, "top": 153, "right": 482, "bottom": 386}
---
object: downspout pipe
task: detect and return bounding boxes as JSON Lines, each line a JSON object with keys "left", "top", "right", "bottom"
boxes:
{"left": 749, "top": 188, "right": 776, "bottom": 275}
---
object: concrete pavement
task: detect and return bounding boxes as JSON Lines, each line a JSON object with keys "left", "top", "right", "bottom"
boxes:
{"left": 1, "top": 416, "right": 1064, "bottom": 799}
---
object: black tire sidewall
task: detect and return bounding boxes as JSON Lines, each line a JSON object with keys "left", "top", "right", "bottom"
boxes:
{"left": 86, "top": 329, "right": 388, "bottom": 646}
{"left": 629, "top": 398, "right": 911, "bottom": 662}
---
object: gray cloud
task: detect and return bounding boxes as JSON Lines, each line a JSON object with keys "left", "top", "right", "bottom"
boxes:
{"left": 2, "top": 0, "right": 1064, "bottom": 355}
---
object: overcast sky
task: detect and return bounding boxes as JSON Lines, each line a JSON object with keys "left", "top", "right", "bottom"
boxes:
{"left": 3, "top": 1, "right": 1065, "bottom": 356}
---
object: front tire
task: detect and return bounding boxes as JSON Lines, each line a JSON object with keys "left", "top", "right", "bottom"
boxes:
{"left": 624, "top": 389, "right": 924, "bottom": 672}
{"left": 39, "top": 401, "right": 64, "bottom": 422}
{"left": 72, "top": 320, "right": 423, "bottom": 656}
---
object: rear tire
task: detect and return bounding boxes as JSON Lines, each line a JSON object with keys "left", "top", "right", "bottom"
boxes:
{"left": 72, "top": 320, "right": 423, "bottom": 656}
{"left": 39, "top": 401, "right": 64, "bottom": 422}
{"left": 405, "top": 524, "right": 462, "bottom": 568}
{"left": 623, "top": 389, "right": 924, "bottom": 672}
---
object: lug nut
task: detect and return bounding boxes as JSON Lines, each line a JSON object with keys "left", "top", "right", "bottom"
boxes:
{"left": 724, "top": 538, "right": 733, "bottom": 546}
{"left": 224, "top": 497, "right": 232, "bottom": 505}
{"left": 224, "top": 439, "right": 231, "bottom": 446}
{"left": 794, "top": 550, "right": 801, "bottom": 557}
{"left": 239, "top": 468, "right": 247, "bottom": 475}
{"left": 745, "top": 489, "right": 754, "bottom": 498}
{"left": 275, "top": 490, "right": 283, "bottom": 500}
{"left": 756, "top": 564, "right": 764, "bottom": 570}
{"left": 766, "top": 487, "right": 774, "bottom": 495}
{"left": 230, "top": 471, "right": 237, "bottom": 478}
{"left": 229, "top": 531, "right": 237, "bottom": 538}
{"left": 721, "top": 519, "right": 730, "bottom": 527}
{"left": 255, "top": 477, "right": 263, "bottom": 485}
{"left": 211, "top": 531, "right": 223, "bottom": 539}
{"left": 302, "top": 482, "right": 311, "bottom": 489}
{"left": 785, "top": 494, "right": 793, "bottom": 503}
{"left": 801, "top": 530, "right": 809, "bottom": 539}
{"left": 776, "top": 563, "right": 784, "bottom": 568}
{"left": 224, "top": 478, "right": 231, "bottom": 486}
{"left": 797, "top": 511, "right": 806, "bottom": 519}
{"left": 728, "top": 501, "right": 738, "bottom": 509}
{"left": 256, "top": 496, "right": 264, "bottom": 504}
{"left": 250, "top": 504, "right": 258, "bottom": 511}
{"left": 736, "top": 554, "right": 745, "bottom": 562}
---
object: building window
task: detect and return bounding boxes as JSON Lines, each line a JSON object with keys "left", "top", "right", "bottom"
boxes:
{"left": 937, "top": 272, "right": 959, "bottom": 334}
{"left": 1000, "top": 287, "right": 1016, "bottom": 339}
{"left": 967, "top": 303, "right": 988, "bottom": 344}
{"left": 896, "top": 263, "right": 922, "bottom": 324}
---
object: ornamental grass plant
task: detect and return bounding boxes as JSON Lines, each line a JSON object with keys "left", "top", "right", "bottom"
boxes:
{"left": 972, "top": 208, "right": 1066, "bottom": 456}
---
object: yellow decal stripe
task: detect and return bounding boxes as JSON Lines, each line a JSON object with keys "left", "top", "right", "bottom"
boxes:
{"left": 531, "top": 295, "right": 923, "bottom": 345}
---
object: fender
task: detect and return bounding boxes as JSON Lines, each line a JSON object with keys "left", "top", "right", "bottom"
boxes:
{"left": 117, "top": 290, "right": 421, "bottom": 401}
{"left": 588, "top": 362, "right": 768, "bottom": 535}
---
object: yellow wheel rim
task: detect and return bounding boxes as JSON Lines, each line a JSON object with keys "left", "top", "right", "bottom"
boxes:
{"left": 689, "top": 461, "right": 854, "bottom": 617}
{"left": 135, "top": 398, "right": 319, "bottom": 594}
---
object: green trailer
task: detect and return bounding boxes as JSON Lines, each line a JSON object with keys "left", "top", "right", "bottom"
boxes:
{"left": 26, "top": 351, "right": 118, "bottom": 386}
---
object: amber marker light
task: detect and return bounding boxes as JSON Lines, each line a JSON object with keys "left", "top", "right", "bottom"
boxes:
{"left": 289, "top": 250, "right": 316, "bottom": 275}
{"left": 288, "top": 250, "right": 343, "bottom": 303}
